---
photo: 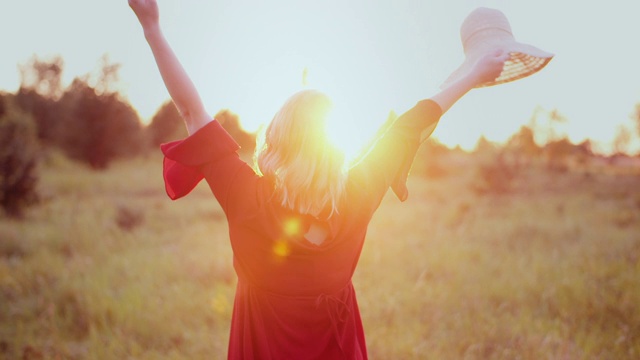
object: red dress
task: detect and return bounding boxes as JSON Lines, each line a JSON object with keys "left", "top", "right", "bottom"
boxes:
{"left": 161, "top": 100, "right": 441, "bottom": 359}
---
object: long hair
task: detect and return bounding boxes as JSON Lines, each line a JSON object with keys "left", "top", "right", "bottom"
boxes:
{"left": 254, "top": 90, "right": 346, "bottom": 218}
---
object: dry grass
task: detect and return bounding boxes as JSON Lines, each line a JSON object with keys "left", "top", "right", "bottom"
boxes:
{"left": 1, "top": 152, "right": 639, "bottom": 359}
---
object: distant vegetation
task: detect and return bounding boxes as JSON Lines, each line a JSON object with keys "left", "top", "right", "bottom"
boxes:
{"left": 0, "top": 55, "right": 256, "bottom": 217}
{"left": 2, "top": 53, "right": 640, "bottom": 219}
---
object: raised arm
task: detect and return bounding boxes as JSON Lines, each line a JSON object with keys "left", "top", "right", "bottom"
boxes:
{"left": 431, "top": 50, "right": 509, "bottom": 114}
{"left": 129, "top": 0, "right": 210, "bottom": 134}
{"left": 407, "top": 50, "right": 508, "bottom": 141}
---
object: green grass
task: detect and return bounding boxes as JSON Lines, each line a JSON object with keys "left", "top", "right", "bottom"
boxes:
{"left": 1, "top": 153, "right": 639, "bottom": 359}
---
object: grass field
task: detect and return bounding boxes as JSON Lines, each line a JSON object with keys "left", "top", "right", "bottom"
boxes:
{"left": 1, "top": 151, "right": 639, "bottom": 359}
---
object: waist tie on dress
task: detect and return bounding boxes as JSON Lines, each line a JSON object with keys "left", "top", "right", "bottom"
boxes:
{"left": 244, "top": 280, "right": 356, "bottom": 357}
{"left": 315, "top": 286, "right": 352, "bottom": 356}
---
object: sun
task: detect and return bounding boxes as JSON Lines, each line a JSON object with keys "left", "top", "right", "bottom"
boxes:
{"left": 301, "top": 65, "right": 395, "bottom": 165}
{"left": 326, "top": 96, "right": 401, "bottom": 168}
{"left": 317, "top": 92, "right": 389, "bottom": 166}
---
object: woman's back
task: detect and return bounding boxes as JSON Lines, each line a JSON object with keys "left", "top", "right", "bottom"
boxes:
{"left": 160, "top": 98, "right": 443, "bottom": 359}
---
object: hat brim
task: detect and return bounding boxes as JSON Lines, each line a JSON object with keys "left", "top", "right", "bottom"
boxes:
{"left": 440, "top": 41, "right": 554, "bottom": 89}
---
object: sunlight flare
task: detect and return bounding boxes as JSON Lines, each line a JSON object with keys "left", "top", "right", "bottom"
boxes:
{"left": 302, "top": 65, "right": 388, "bottom": 164}
{"left": 273, "top": 240, "right": 291, "bottom": 258}
{"left": 283, "top": 217, "right": 302, "bottom": 237}
{"left": 325, "top": 102, "right": 372, "bottom": 164}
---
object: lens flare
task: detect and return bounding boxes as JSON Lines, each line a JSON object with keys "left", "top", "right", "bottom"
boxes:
{"left": 283, "top": 217, "right": 302, "bottom": 237}
{"left": 273, "top": 240, "right": 291, "bottom": 258}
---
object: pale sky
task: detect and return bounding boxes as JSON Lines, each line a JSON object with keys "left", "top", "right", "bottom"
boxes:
{"left": 2, "top": 0, "right": 640, "bottom": 153}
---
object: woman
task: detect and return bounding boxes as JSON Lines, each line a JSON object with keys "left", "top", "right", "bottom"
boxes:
{"left": 129, "top": 1, "right": 506, "bottom": 358}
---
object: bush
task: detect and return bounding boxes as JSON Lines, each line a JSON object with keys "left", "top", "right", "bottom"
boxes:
{"left": 146, "top": 104, "right": 256, "bottom": 153}
{"left": 0, "top": 96, "right": 40, "bottom": 217}
{"left": 58, "top": 79, "right": 146, "bottom": 169}
{"left": 147, "top": 100, "right": 187, "bottom": 147}
{"left": 14, "top": 88, "right": 62, "bottom": 145}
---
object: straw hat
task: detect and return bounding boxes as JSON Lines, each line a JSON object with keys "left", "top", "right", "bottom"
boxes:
{"left": 441, "top": 7, "right": 554, "bottom": 89}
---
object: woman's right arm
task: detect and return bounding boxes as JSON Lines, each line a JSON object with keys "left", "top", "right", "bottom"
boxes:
{"left": 129, "top": 0, "right": 210, "bottom": 135}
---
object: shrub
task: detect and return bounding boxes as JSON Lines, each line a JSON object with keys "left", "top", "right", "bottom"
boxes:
{"left": 146, "top": 100, "right": 187, "bottom": 147}
{"left": 0, "top": 96, "right": 40, "bottom": 217}
{"left": 146, "top": 104, "right": 256, "bottom": 153}
{"left": 14, "top": 88, "right": 62, "bottom": 145}
{"left": 58, "top": 79, "right": 145, "bottom": 169}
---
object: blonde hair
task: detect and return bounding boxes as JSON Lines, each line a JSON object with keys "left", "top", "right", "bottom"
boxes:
{"left": 254, "top": 90, "right": 346, "bottom": 218}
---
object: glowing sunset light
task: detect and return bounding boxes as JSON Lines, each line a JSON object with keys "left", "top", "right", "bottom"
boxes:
{"left": 299, "top": 62, "right": 394, "bottom": 162}
{"left": 324, "top": 97, "right": 381, "bottom": 163}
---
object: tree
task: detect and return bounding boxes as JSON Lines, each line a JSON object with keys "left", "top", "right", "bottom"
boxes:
{"left": 474, "top": 135, "right": 498, "bottom": 155}
{"left": 15, "top": 56, "right": 65, "bottom": 144}
{"left": 632, "top": 103, "right": 640, "bottom": 138}
{"left": 147, "top": 100, "right": 187, "bottom": 147}
{"left": 503, "top": 125, "right": 541, "bottom": 167}
{"left": 527, "top": 106, "right": 568, "bottom": 145}
{"left": 542, "top": 137, "right": 575, "bottom": 172}
{"left": 92, "top": 54, "right": 123, "bottom": 96}
{"left": 0, "top": 95, "right": 39, "bottom": 217}
{"left": 58, "top": 79, "right": 145, "bottom": 169}
{"left": 613, "top": 124, "right": 632, "bottom": 155}
{"left": 506, "top": 126, "right": 539, "bottom": 156}
{"left": 147, "top": 104, "right": 256, "bottom": 153}
{"left": 13, "top": 54, "right": 147, "bottom": 168}
{"left": 18, "top": 55, "right": 64, "bottom": 99}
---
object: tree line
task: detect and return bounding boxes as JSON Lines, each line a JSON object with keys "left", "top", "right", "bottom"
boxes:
{"left": 2, "top": 55, "right": 640, "bottom": 218}
{"left": 0, "top": 55, "right": 255, "bottom": 218}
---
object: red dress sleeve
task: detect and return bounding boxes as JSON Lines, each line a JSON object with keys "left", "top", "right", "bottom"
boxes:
{"left": 349, "top": 99, "right": 442, "bottom": 206}
{"left": 160, "top": 120, "right": 240, "bottom": 200}
{"left": 388, "top": 99, "right": 442, "bottom": 201}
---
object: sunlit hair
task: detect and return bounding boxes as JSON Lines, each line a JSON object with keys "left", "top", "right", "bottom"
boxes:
{"left": 254, "top": 90, "right": 347, "bottom": 219}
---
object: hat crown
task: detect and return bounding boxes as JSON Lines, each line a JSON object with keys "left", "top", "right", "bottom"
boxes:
{"left": 441, "top": 7, "right": 553, "bottom": 89}
{"left": 460, "top": 7, "right": 513, "bottom": 47}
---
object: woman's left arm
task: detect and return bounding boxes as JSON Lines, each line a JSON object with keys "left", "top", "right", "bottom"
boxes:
{"left": 355, "top": 50, "right": 509, "bottom": 201}
{"left": 430, "top": 50, "right": 509, "bottom": 115}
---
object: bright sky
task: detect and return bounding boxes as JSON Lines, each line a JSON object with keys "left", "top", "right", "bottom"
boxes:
{"left": 2, "top": 0, "right": 640, "bottom": 154}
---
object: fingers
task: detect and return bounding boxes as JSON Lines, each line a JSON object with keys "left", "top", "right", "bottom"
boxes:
{"left": 129, "top": 0, "right": 140, "bottom": 12}
{"left": 129, "top": 0, "right": 152, "bottom": 11}
{"left": 129, "top": 0, "right": 159, "bottom": 25}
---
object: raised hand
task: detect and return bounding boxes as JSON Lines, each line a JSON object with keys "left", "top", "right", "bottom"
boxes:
{"left": 128, "top": 0, "right": 211, "bottom": 134}
{"left": 430, "top": 50, "right": 508, "bottom": 114}
{"left": 129, "top": 0, "right": 160, "bottom": 31}
{"left": 470, "top": 50, "right": 510, "bottom": 87}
